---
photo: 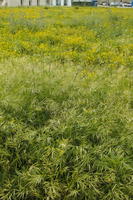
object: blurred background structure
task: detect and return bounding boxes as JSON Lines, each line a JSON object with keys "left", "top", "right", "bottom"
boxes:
{"left": 0, "top": 0, "right": 132, "bottom": 6}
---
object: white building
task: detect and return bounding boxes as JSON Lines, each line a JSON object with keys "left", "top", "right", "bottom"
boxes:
{"left": 0, "top": 0, "right": 98, "bottom": 6}
{"left": 0, "top": 0, "right": 72, "bottom": 6}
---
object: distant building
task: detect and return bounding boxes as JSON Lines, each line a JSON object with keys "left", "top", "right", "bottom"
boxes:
{"left": 73, "top": 0, "right": 97, "bottom": 6}
{"left": 0, "top": 0, "right": 98, "bottom": 6}
{"left": 0, "top": 0, "right": 71, "bottom": 6}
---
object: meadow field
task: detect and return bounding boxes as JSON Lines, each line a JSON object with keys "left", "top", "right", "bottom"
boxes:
{"left": 0, "top": 6, "right": 133, "bottom": 200}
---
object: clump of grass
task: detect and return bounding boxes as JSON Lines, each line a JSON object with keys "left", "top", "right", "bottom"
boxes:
{"left": 44, "top": 6, "right": 49, "bottom": 9}
{"left": 8, "top": 15, "right": 46, "bottom": 33}
{"left": 74, "top": 6, "right": 79, "bottom": 9}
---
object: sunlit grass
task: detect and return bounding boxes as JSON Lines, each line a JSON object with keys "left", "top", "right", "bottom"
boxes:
{"left": 0, "top": 7, "right": 133, "bottom": 200}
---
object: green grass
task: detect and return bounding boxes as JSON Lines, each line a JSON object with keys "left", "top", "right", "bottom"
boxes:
{"left": 0, "top": 57, "right": 132, "bottom": 200}
{"left": 0, "top": 7, "right": 133, "bottom": 200}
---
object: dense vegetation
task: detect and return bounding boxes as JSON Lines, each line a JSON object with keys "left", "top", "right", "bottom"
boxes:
{"left": 0, "top": 7, "right": 133, "bottom": 200}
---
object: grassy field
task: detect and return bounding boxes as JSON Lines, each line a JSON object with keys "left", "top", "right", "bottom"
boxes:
{"left": 0, "top": 7, "right": 133, "bottom": 200}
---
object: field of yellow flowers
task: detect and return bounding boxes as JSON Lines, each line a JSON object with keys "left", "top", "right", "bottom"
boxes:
{"left": 0, "top": 7, "right": 133, "bottom": 200}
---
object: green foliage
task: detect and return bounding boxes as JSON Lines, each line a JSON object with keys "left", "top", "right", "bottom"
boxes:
{"left": 0, "top": 7, "right": 133, "bottom": 200}
{"left": 0, "top": 58, "right": 132, "bottom": 200}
